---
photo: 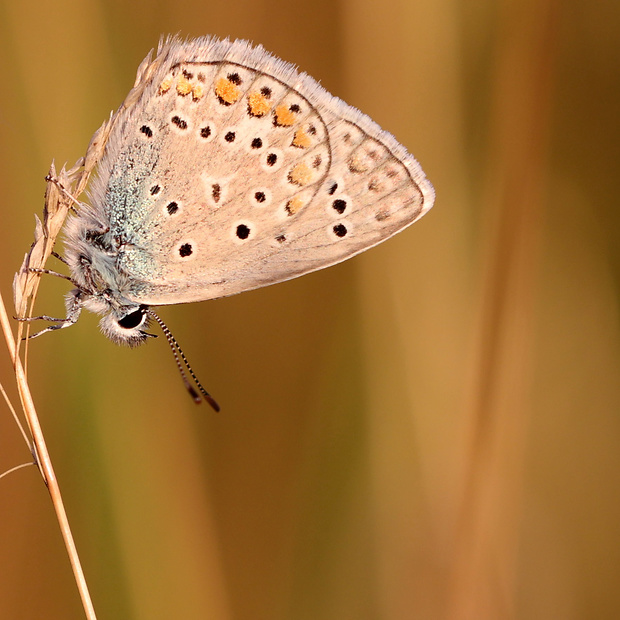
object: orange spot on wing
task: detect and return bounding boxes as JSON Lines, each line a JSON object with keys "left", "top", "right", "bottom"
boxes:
{"left": 215, "top": 77, "right": 241, "bottom": 104}
{"left": 248, "top": 92, "right": 271, "bottom": 116}
{"left": 285, "top": 197, "right": 304, "bottom": 215}
{"left": 159, "top": 75, "right": 174, "bottom": 94}
{"left": 176, "top": 76, "right": 193, "bottom": 96}
{"left": 292, "top": 129, "right": 311, "bottom": 148}
{"left": 192, "top": 83, "right": 205, "bottom": 101}
{"left": 288, "top": 162, "right": 313, "bottom": 186}
{"left": 274, "top": 104, "right": 296, "bottom": 127}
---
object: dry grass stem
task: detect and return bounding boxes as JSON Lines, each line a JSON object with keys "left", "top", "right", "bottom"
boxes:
{"left": 0, "top": 374, "right": 30, "bottom": 448}
{"left": 0, "top": 461, "right": 35, "bottom": 481}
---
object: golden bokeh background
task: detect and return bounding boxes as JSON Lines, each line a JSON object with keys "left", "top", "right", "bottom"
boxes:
{"left": 1, "top": 0, "right": 619, "bottom": 618}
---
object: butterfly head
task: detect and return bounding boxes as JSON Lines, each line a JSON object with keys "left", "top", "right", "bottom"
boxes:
{"left": 100, "top": 304, "right": 153, "bottom": 347}
{"left": 61, "top": 213, "right": 155, "bottom": 347}
{"left": 78, "top": 293, "right": 154, "bottom": 348}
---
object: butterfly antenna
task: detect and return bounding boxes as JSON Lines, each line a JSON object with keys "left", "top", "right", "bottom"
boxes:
{"left": 146, "top": 310, "right": 220, "bottom": 411}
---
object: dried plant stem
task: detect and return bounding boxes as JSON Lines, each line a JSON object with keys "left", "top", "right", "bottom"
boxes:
{"left": 0, "top": 370, "right": 30, "bottom": 448}
{"left": 0, "top": 461, "right": 34, "bottom": 481}
{"left": 0, "top": 289, "right": 97, "bottom": 619}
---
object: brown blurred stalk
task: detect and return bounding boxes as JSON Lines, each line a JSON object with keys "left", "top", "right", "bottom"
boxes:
{"left": 448, "top": 0, "right": 559, "bottom": 618}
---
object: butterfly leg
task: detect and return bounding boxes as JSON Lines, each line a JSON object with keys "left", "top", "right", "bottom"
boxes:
{"left": 15, "top": 292, "right": 84, "bottom": 340}
{"left": 27, "top": 267, "right": 77, "bottom": 285}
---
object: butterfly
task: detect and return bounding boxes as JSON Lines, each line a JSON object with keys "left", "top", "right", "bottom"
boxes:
{"left": 22, "top": 35, "right": 435, "bottom": 408}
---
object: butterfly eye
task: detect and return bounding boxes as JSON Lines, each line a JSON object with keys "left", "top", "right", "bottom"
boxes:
{"left": 99, "top": 307, "right": 152, "bottom": 347}
{"left": 118, "top": 308, "right": 146, "bottom": 329}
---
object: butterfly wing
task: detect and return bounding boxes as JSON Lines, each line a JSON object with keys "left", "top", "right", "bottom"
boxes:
{"left": 87, "top": 37, "right": 435, "bottom": 306}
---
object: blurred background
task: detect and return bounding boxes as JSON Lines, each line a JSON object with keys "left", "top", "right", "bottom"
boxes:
{"left": 1, "top": 0, "right": 619, "bottom": 618}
